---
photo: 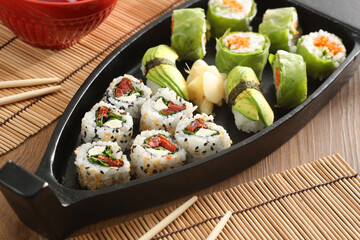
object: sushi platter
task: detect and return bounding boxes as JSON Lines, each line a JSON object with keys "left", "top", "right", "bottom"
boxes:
{"left": 0, "top": 0, "right": 360, "bottom": 238}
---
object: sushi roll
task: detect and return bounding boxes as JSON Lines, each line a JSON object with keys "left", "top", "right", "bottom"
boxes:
{"left": 140, "top": 88, "right": 197, "bottom": 135}
{"left": 141, "top": 44, "right": 189, "bottom": 100}
{"left": 175, "top": 113, "right": 232, "bottom": 162}
{"left": 171, "top": 8, "right": 207, "bottom": 61}
{"left": 81, "top": 101, "right": 133, "bottom": 151}
{"left": 130, "top": 130, "right": 186, "bottom": 178}
{"left": 215, "top": 30, "right": 270, "bottom": 79}
{"left": 74, "top": 141, "right": 130, "bottom": 190}
{"left": 226, "top": 66, "right": 274, "bottom": 133}
{"left": 207, "top": 0, "right": 257, "bottom": 38}
{"left": 103, "top": 74, "right": 152, "bottom": 120}
{"left": 269, "top": 50, "right": 307, "bottom": 109}
{"left": 296, "top": 29, "right": 346, "bottom": 80}
{"left": 259, "top": 7, "right": 302, "bottom": 53}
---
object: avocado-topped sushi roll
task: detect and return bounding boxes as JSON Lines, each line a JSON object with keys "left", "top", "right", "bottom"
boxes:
{"left": 141, "top": 44, "right": 189, "bottom": 100}
{"left": 171, "top": 8, "right": 207, "bottom": 61}
{"left": 215, "top": 30, "right": 270, "bottom": 79}
{"left": 81, "top": 101, "right": 133, "bottom": 151}
{"left": 259, "top": 7, "right": 301, "bottom": 53}
{"left": 104, "top": 74, "right": 151, "bottom": 121}
{"left": 226, "top": 66, "right": 274, "bottom": 133}
{"left": 175, "top": 113, "right": 232, "bottom": 162}
{"left": 130, "top": 130, "right": 186, "bottom": 178}
{"left": 207, "top": 0, "right": 257, "bottom": 38}
{"left": 296, "top": 30, "right": 346, "bottom": 80}
{"left": 140, "top": 88, "right": 196, "bottom": 135}
{"left": 269, "top": 50, "right": 307, "bottom": 109}
{"left": 74, "top": 141, "right": 130, "bottom": 190}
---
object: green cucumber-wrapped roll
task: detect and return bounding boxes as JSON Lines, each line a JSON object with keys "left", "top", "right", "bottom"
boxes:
{"left": 259, "top": 7, "right": 301, "bottom": 53}
{"left": 226, "top": 66, "right": 274, "bottom": 133}
{"left": 171, "top": 8, "right": 207, "bottom": 61}
{"left": 269, "top": 50, "right": 307, "bottom": 109}
{"left": 215, "top": 30, "right": 270, "bottom": 79}
{"left": 141, "top": 44, "right": 189, "bottom": 100}
{"left": 296, "top": 29, "right": 346, "bottom": 80}
{"left": 207, "top": 0, "right": 257, "bottom": 38}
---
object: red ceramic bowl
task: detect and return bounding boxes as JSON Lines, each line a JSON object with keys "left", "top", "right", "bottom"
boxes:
{"left": 0, "top": 0, "right": 117, "bottom": 49}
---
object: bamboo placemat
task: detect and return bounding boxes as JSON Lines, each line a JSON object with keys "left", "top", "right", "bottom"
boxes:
{"left": 68, "top": 154, "right": 360, "bottom": 240}
{"left": 0, "top": 0, "right": 187, "bottom": 155}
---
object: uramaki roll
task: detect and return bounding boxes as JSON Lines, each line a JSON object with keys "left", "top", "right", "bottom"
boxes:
{"left": 81, "top": 101, "right": 133, "bottom": 151}
{"left": 104, "top": 74, "right": 152, "bottom": 121}
{"left": 74, "top": 141, "right": 130, "bottom": 190}
{"left": 175, "top": 113, "right": 232, "bottom": 162}
{"left": 130, "top": 130, "right": 186, "bottom": 178}
{"left": 140, "top": 88, "right": 196, "bottom": 135}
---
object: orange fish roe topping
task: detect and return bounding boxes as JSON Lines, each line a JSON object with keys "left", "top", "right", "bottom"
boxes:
{"left": 313, "top": 35, "right": 343, "bottom": 55}
{"left": 228, "top": 35, "right": 250, "bottom": 50}
{"left": 223, "top": 0, "right": 243, "bottom": 12}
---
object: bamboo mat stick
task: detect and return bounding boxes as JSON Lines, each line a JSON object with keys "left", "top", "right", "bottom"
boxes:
{"left": 0, "top": 78, "right": 59, "bottom": 89}
{"left": 0, "top": 85, "right": 61, "bottom": 106}
{"left": 206, "top": 211, "right": 232, "bottom": 240}
{"left": 139, "top": 196, "right": 198, "bottom": 240}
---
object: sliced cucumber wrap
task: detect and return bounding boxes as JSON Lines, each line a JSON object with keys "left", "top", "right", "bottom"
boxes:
{"left": 296, "top": 38, "right": 337, "bottom": 80}
{"left": 269, "top": 50, "right": 307, "bottom": 109}
{"left": 206, "top": 0, "right": 257, "bottom": 38}
{"left": 259, "top": 7, "right": 301, "bottom": 53}
{"left": 171, "top": 8, "right": 206, "bottom": 61}
{"left": 215, "top": 30, "right": 270, "bottom": 79}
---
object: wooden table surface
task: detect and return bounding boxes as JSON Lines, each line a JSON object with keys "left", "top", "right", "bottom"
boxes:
{"left": 0, "top": 63, "right": 359, "bottom": 239}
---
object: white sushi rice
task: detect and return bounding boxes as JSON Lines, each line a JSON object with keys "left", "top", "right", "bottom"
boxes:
{"left": 140, "top": 88, "right": 197, "bottom": 135}
{"left": 288, "top": 11, "right": 299, "bottom": 53}
{"left": 202, "top": 21, "right": 207, "bottom": 57}
{"left": 130, "top": 130, "right": 186, "bottom": 178}
{"left": 175, "top": 113, "right": 232, "bottom": 162}
{"left": 299, "top": 29, "right": 346, "bottom": 66}
{"left": 222, "top": 32, "right": 265, "bottom": 53}
{"left": 104, "top": 74, "right": 152, "bottom": 120}
{"left": 81, "top": 101, "right": 133, "bottom": 151}
{"left": 145, "top": 79, "right": 161, "bottom": 95}
{"left": 74, "top": 141, "right": 130, "bottom": 190}
{"left": 210, "top": 0, "right": 253, "bottom": 20}
{"left": 232, "top": 109, "right": 265, "bottom": 133}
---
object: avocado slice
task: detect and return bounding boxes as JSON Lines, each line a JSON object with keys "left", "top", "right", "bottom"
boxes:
{"left": 147, "top": 65, "right": 189, "bottom": 100}
{"left": 142, "top": 45, "right": 178, "bottom": 67}
{"left": 227, "top": 66, "right": 274, "bottom": 127}
{"left": 142, "top": 44, "right": 189, "bottom": 100}
{"left": 232, "top": 89, "right": 274, "bottom": 126}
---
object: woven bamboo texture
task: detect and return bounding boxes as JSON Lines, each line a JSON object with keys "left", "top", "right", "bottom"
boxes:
{"left": 0, "top": 0, "right": 187, "bottom": 155}
{"left": 68, "top": 154, "right": 360, "bottom": 240}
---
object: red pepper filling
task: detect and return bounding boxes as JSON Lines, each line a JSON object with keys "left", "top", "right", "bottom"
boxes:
{"left": 146, "top": 135, "right": 177, "bottom": 152}
{"left": 160, "top": 101, "right": 186, "bottom": 115}
{"left": 97, "top": 106, "right": 115, "bottom": 120}
{"left": 187, "top": 119, "right": 208, "bottom": 132}
{"left": 97, "top": 106, "right": 109, "bottom": 120}
{"left": 96, "top": 155, "right": 124, "bottom": 167}
{"left": 115, "top": 77, "right": 134, "bottom": 97}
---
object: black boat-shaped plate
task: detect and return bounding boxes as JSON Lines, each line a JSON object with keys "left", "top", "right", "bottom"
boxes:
{"left": 1, "top": 0, "right": 360, "bottom": 239}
